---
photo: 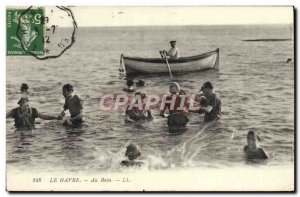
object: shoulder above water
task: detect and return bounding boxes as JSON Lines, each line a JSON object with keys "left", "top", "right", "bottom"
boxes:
{"left": 244, "top": 146, "right": 268, "bottom": 160}
{"left": 121, "top": 160, "right": 144, "bottom": 167}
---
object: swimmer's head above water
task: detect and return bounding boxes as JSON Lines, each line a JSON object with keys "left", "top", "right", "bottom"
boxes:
{"left": 169, "top": 82, "right": 180, "bottom": 94}
{"left": 200, "top": 81, "right": 214, "bottom": 96}
{"left": 62, "top": 84, "right": 74, "bottom": 98}
{"left": 245, "top": 129, "right": 268, "bottom": 160}
{"left": 247, "top": 129, "right": 258, "bottom": 150}
{"left": 126, "top": 79, "right": 134, "bottom": 88}
{"left": 125, "top": 143, "right": 141, "bottom": 161}
{"left": 20, "top": 83, "right": 29, "bottom": 93}
{"left": 17, "top": 97, "right": 30, "bottom": 112}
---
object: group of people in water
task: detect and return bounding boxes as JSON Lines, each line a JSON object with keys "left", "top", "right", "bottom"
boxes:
{"left": 6, "top": 83, "right": 84, "bottom": 130}
{"left": 124, "top": 81, "right": 221, "bottom": 129}
{"left": 122, "top": 80, "right": 267, "bottom": 165}
{"left": 121, "top": 127, "right": 268, "bottom": 167}
{"left": 6, "top": 80, "right": 268, "bottom": 165}
{"left": 6, "top": 40, "right": 268, "bottom": 167}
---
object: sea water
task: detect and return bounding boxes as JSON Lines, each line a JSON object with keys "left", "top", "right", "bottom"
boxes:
{"left": 6, "top": 25, "right": 294, "bottom": 173}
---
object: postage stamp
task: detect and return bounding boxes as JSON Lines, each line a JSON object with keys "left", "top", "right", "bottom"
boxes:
{"left": 6, "top": 6, "right": 77, "bottom": 59}
{"left": 6, "top": 8, "right": 45, "bottom": 56}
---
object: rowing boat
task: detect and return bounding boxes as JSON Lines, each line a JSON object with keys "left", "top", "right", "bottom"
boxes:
{"left": 120, "top": 48, "right": 219, "bottom": 75}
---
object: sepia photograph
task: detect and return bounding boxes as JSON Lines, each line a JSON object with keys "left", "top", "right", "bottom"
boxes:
{"left": 5, "top": 6, "right": 294, "bottom": 191}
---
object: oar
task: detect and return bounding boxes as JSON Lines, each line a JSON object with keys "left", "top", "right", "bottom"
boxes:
{"left": 160, "top": 51, "right": 173, "bottom": 78}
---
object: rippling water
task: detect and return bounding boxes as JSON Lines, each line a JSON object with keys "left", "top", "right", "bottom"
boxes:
{"left": 6, "top": 25, "right": 294, "bottom": 173}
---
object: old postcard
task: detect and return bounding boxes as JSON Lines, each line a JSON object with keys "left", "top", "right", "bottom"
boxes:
{"left": 6, "top": 6, "right": 294, "bottom": 191}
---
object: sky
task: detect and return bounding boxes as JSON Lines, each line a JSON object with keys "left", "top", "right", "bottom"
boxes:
{"left": 66, "top": 6, "right": 294, "bottom": 27}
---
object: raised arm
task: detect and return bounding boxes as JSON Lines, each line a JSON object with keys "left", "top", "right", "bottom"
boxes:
{"left": 37, "top": 112, "right": 59, "bottom": 120}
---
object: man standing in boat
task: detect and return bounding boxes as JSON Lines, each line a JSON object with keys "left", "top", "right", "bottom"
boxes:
{"left": 160, "top": 40, "right": 179, "bottom": 59}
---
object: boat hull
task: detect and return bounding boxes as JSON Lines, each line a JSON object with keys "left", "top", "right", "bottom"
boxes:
{"left": 122, "top": 48, "right": 219, "bottom": 75}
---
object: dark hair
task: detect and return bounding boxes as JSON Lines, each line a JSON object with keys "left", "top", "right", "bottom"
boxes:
{"left": 126, "top": 79, "right": 134, "bottom": 87}
{"left": 247, "top": 130, "right": 261, "bottom": 141}
{"left": 20, "top": 83, "right": 29, "bottom": 92}
{"left": 201, "top": 81, "right": 214, "bottom": 90}
{"left": 125, "top": 144, "right": 141, "bottom": 158}
{"left": 62, "top": 84, "right": 74, "bottom": 92}
{"left": 247, "top": 130, "right": 255, "bottom": 136}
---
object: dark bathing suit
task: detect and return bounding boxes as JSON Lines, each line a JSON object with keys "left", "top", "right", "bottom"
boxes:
{"left": 244, "top": 146, "right": 268, "bottom": 160}
{"left": 125, "top": 105, "right": 147, "bottom": 121}
{"left": 167, "top": 113, "right": 189, "bottom": 128}
{"left": 125, "top": 102, "right": 151, "bottom": 122}
{"left": 204, "top": 93, "right": 221, "bottom": 121}
{"left": 163, "top": 94, "right": 189, "bottom": 130}
{"left": 63, "top": 95, "right": 84, "bottom": 126}
{"left": 11, "top": 107, "right": 38, "bottom": 130}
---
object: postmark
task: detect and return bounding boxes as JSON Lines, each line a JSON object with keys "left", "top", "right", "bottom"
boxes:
{"left": 7, "top": 6, "right": 77, "bottom": 60}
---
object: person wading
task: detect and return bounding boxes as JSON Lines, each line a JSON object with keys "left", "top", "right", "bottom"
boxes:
{"left": 196, "top": 81, "right": 221, "bottom": 122}
{"left": 6, "top": 98, "right": 60, "bottom": 130}
{"left": 160, "top": 82, "right": 189, "bottom": 132}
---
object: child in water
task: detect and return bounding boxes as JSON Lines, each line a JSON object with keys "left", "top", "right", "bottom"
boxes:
{"left": 121, "top": 144, "right": 144, "bottom": 167}
{"left": 59, "top": 84, "right": 84, "bottom": 127}
{"left": 21, "top": 83, "right": 29, "bottom": 93}
{"left": 244, "top": 130, "right": 268, "bottom": 160}
{"left": 123, "top": 79, "right": 146, "bottom": 92}
{"left": 124, "top": 92, "right": 154, "bottom": 123}
{"left": 196, "top": 81, "right": 221, "bottom": 121}
{"left": 123, "top": 79, "right": 136, "bottom": 92}
{"left": 20, "top": 83, "right": 29, "bottom": 99}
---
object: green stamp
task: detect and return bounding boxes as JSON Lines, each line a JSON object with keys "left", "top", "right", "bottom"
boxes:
{"left": 6, "top": 8, "right": 45, "bottom": 56}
